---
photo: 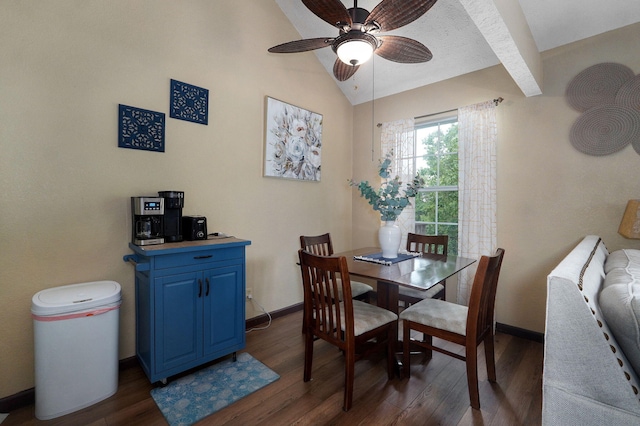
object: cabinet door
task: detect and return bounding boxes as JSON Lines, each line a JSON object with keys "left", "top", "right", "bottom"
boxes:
{"left": 155, "top": 271, "right": 202, "bottom": 373}
{"left": 202, "top": 264, "right": 245, "bottom": 357}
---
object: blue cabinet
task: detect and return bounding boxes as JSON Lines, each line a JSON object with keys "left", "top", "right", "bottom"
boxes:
{"left": 124, "top": 238, "right": 251, "bottom": 384}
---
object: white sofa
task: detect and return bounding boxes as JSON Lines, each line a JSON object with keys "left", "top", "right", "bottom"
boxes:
{"left": 544, "top": 235, "right": 640, "bottom": 425}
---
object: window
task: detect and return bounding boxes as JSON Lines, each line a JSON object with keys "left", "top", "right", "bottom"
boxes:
{"left": 414, "top": 117, "right": 459, "bottom": 255}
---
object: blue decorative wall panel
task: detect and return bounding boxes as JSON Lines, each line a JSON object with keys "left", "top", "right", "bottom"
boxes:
{"left": 118, "top": 104, "right": 166, "bottom": 152}
{"left": 170, "top": 79, "right": 209, "bottom": 125}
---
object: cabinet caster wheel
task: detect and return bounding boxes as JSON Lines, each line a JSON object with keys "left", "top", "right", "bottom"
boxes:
{"left": 232, "top": 352, "right": 237, "bottom": 362}
{"left": 159, "top": 378, "right": 168, "bottom": 386}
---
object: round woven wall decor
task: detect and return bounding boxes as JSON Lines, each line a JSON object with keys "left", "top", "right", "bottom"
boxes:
{"left": 569, "top": 105, "right": 640, "bottom": 156}
{"left": 566, "top": 63, "right": 634, "bottom": 112}
{"left": 616, "top": 74, "right": 640, "bottom": 112}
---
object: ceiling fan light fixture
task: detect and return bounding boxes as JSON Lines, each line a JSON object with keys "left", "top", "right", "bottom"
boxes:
{"left": 337, "top": 40, "right": 374, "bottom": 66}
{"left": 333, "top": 32, "right": 378, "bottom": 66}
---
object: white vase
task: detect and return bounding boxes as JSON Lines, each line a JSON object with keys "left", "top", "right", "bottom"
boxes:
{"left": 379, "top": 221, "right": 401, "bottom": 259}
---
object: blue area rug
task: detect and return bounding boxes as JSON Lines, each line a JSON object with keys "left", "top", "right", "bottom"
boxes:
{"left": 150, "top": 353, "right": 279, "bottom": 426}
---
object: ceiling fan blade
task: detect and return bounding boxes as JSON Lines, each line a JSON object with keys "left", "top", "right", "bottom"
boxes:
{"left": 367, "top": 0, "right": 438, "bottom": 32}
{"left": 376, "top": 35, "right": 432, "bottom": 63}
{"left": 268, "top": 37, "right": 333, "bottom": 53}
{"left": 333, "top": 58, "right": 359, "bottom": 81}
{"left": 302, "top": 0, "right": 352, "bottom": 28}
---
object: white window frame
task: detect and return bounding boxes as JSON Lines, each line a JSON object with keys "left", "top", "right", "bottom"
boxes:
{"left": 414, "top": 116, "right": 459, "bottom": 253}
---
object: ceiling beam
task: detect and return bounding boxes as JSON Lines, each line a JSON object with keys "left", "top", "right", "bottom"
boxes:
{"left": 458, "top": 0, "right": 543, "bottom": 97}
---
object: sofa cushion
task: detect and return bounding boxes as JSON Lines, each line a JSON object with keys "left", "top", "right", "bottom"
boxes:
{"left": 604, "top": 249, "right": 640, "bottom": 275}
{"left": 605, "top": 267, "right": 640, "bottom": 289}
{"left": 600, "top": 250, "right": 640, "bottom": 378}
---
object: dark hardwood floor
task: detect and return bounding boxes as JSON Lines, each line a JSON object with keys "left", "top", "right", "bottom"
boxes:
{"left": 3, "top": 310, "right": 543, "bottom": 425}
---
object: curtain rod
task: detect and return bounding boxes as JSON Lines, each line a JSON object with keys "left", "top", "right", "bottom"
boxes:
{"left": 376, "top": 97, "right": 504, "bottom": 127}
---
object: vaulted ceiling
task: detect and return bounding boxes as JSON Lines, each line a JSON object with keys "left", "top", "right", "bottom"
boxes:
{"left": 272, "top": 0, "right": 640, "bottom": 105}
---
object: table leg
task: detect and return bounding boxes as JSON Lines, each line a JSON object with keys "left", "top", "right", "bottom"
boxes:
{"left": 376, "top": 280, "right": 399, "bottom": 314}
{"left": 375, "top": 281, "right": 427, "bottom": 377}
{"left": 376, "top": 280, "right": 405, "bottom": 376}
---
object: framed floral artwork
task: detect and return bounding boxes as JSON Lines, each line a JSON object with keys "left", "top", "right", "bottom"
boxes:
{"left": 264, "top": 97, "right": 322, "bottom": 181}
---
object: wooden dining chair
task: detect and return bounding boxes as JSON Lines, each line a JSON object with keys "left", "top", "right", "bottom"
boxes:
{"left": 298, "top": 249, "right": 398, "bottom": 411}
{"left": 400, "top": 248, "right": 505, "bottom": 410}
{"left": 399, "top": 233, "right": 448, "bottom": 305}
{"left": 300, "top": 233, "right": 373, "bottom": 302}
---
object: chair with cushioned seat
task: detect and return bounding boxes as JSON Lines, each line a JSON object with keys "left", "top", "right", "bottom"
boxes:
{"left": 399, "top": 233, "right": 448, "bottom": 305}
{"left": 400, "top": 248, "right": 505, "bottom": 410}
{"left": 298, "top": 249, "right": 398, "bottom": 411}
{"left": 300, "top": 233, "right": 373, "bottom": 302}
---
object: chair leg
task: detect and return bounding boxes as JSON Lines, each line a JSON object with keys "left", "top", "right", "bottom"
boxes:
{"left": 387, "top": 321, "right": 397, "bottom": 380}
{"left": 421, "top": 333, "right": 433, "bottom": 359}
{"left": 343, "top": 348, "right": 355, "bottom": 411}
{"left": 403, "top": 321, "right": 411, "bottom": 379}
{"left": 466, "top": 343, "right": 480, "bottom": 410}
{"left": 303, "top": 330, "right": 314, "bottom": 382}
{"left": 484, "top": 334, "right": 497, "bottom": 382}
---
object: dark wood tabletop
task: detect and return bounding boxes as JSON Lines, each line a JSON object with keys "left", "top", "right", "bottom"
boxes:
{"left": 335, "top": 247, "right": 476, "bottom": 314}
{"left": 340, "top": 247, "right": 477, "bottom": 291}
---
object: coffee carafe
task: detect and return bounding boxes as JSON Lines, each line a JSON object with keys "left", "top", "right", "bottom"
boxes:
{"left": 135, "top": 216, "right": 153, "bottom": 239}
{"left": 131, "top": 197, "right": 164, "bottom": 245}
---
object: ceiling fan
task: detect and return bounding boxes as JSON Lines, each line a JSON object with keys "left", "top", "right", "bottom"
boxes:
{"left": 268, "top": 0, "right": 437, "bottom": 81}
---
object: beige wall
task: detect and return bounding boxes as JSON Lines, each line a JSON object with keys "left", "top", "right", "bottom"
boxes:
{"left": 0, "top": 1, "right": 354, "bottom": 398}
{"left": 353, "top": 23, "right": 640, "bottom": 334}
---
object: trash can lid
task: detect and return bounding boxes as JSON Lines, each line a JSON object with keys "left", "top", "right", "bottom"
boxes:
{"left": 31, "top": 280, "right": 121, "bottom": 316}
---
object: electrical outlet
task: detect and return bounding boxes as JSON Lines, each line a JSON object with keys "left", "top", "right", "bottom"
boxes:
{"left": 246, "top": 288, "right": 253, "bottom": 300}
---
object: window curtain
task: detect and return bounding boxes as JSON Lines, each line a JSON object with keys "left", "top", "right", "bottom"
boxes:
{"left": 380, "top": 118, "right": 416, "bottom": 250}
{"left": 457, "top": 100, "right": 498, "bottom": 305}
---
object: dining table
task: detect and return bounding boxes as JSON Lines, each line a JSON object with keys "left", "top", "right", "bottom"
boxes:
{"left": 334, "top": 247, "right": 477, "bottom": 374}
{"left": 335, "top": 247, "right": 477, "bottom": 314}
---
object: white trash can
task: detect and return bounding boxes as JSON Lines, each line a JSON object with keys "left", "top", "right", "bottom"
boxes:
{"left": 31, "top": 280, "right": 122, "bottom": 420}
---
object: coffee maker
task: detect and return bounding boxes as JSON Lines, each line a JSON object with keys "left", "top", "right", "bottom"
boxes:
{"left": 131, "top": 196, "right": 165, "bottom": 245}
{"left": 158, "top": 191, "right": 184, "bottom": 242}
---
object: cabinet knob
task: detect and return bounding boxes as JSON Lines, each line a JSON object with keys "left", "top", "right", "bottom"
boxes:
{"left": 205, "top": 278, "right": 210, "bottom": 296}
{"left": 198, "top": 279, "right": 203, "bottom": 298}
